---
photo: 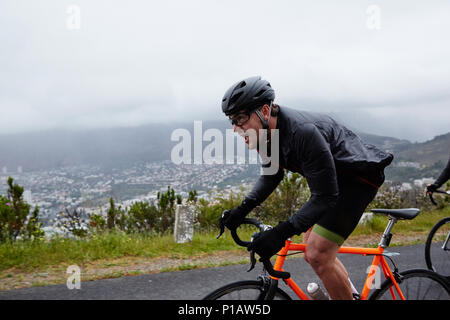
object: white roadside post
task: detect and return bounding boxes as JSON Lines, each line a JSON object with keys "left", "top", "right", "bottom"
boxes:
{"left": 174, "top": 205, "right": 195, "bottom": 243}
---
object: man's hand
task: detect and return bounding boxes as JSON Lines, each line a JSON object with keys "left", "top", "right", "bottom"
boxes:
{"left": 218, "top": 198, "right": 258, "bottom": 231}
{"left": 247, "top": 221, "right": 296, "bottom": 261}
{"left": 426, "top": 183, "right": 438, "bottom": 195}
{"left": 218, "top": 208, "right": 247, "bottom": 231}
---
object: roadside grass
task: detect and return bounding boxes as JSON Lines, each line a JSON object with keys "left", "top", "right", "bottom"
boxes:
{"left": 0, "top": 207, "right": 448, "bottom": 276}
{"left": 0, "top": 228, "right": 252, "bottom": 273}
{"left": 352, "top": 206, "right": 450, "bottom": 238}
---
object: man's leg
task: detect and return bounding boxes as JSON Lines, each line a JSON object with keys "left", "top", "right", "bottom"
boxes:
{"left": 303, "top": 227, "right": 349, "bottom": 280}
{"left": 302, "top": 176, "right": 381, "bottom": 299}
{"left": 304, "top": 230, "right": 353, "bottom": 300}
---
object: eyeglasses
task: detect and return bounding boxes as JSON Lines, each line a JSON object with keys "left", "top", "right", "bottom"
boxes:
{"left": 229, "top": 102, "right": 273, "bottom": 127}
{"left": 228, "top": 111, "right": 253, "bottom": 127}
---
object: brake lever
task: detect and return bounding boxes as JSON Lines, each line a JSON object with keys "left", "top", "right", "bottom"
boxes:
{"left": 217, "top": 210, "right": 230, "bottom": 239}
{"left": 216, "top": 222, "right": 225, "bottom": 239}
{"left": 429, "top": 193, "right": 437, "bottom": 205}
{"left": 425, "top": 190, "right": 437, "bottom": 205}
{"left": 247, "top": 250, "right": 256, "bottom": 272}
{"left": 246, "top": 231, "right": 261, "bottom": 272}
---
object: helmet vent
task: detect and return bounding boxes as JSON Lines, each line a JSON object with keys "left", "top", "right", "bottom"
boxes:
{"left": 237, "top": 81, "right": 246, "bottom": 89}
{"left": 229, "top": 92, "right": 243, "bottom": 104}
{"left": 255, "top": 89, "right": 266, "bottom": 98}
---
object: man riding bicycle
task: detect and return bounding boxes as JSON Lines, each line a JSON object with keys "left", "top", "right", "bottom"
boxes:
{"left": 426, "top": 156, "right": 450, "bottom": 195}
{"left": 219, "top": 76, "right": 393, "bottom": 300}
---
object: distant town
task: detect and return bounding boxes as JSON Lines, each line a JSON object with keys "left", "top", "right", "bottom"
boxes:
{"left": 0, "top": 161, "right": 259, "bottom": 228}
{"left": 1, "top": 159, "right": 437, "bottom": 231}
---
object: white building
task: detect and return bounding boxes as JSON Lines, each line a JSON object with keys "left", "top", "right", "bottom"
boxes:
{"left": 400, "top": 183, "right": 413, "bottom": 191}
{"left": 414, "top": 178, "right": 435, "bottom": 187}
{"left": 23, "top": 190, "right": 33, "bottom": 204}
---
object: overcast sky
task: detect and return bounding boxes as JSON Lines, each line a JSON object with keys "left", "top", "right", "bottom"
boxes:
{"left": 0, "top": 0, "right": 449, "bottom": 142}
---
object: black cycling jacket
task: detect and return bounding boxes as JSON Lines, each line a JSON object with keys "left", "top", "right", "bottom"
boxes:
{"left": 435, "top": 157, "right": 450, "bottom": 188}
{"left": 245, "top": 106, "right": 394, "bottom": 234}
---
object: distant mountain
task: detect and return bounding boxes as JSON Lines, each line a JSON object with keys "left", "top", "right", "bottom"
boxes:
{"left": 0, "top": 120, "right": 231, "bottom": 172}
{"left": 0, "top": 125, "right": 174, "bottom": 171}
{"left": 393, "top": 132, "right": 450, "bottom": 166}
{"left": 382, "top": 133, "right": 450, "bottom": 183}
{"left": 357, "top": 132, "right": 413, "bottom": 154}
{"left": 358, "top": 132, "right": 449, "bottom": 182}
{"left": 0, "top": 121, "right": 448, "bottom": 183}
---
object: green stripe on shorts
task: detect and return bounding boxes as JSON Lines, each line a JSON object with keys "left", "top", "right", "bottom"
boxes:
{"left": 312, "top": 224, "right": 345, "bottom": 246}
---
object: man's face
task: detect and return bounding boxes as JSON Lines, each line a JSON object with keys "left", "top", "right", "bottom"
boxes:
{"left": 229, "top": 110, "right": 264, "bottom": 150}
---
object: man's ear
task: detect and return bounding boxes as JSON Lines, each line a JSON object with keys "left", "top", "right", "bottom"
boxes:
{"left": 262, "top": 104, "right": 271, "bottom": 120}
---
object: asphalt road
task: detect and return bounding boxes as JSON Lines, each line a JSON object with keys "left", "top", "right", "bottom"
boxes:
{"left": 0, "top": 244, "right": 441, "bottom": 300}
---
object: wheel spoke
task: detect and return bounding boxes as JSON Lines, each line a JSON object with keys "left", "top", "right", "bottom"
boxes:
{"left": 370, "top": 269, "right": 450, "bottom": 300}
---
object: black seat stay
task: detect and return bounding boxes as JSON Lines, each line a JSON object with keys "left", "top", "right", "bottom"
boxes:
{"left": 370, "top": 208, "right": 420, "bottom": 220}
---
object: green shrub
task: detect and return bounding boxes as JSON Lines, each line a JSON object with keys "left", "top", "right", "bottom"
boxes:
{"left": 194, "top": 191, "right": 243, "bottom": 231}
{"left": 0, "top": 177, "right": 44, "bottom": 242}
{"left": 54, "top": 208, "right": 89, "bottom": 238}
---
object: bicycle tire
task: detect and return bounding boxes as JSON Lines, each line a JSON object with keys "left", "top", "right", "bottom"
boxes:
{"left": 425, "top": 217, "right": 450, "bottom": 277}
{"left": 202, "top": 280, "right": 292, "bottom": 300}
{"left": 369, "top": 269, "right": 450, "bottom": 300}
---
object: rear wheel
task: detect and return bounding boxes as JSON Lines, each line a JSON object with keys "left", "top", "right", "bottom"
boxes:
{"left": 202, "top": 280, "right": 292, "bottom": 300}
{"left": 369, "top": 269, "right": 450, "bottom": 300}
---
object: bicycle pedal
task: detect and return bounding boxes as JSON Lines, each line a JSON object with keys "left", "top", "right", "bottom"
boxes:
{"left": 352, "top": 293, "right": 361, "bottom": 300}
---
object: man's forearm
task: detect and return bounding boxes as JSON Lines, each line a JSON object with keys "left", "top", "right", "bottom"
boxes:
{"left": 435, "top": 158, "right": 450, "bottom": 188}
{"left": 246, "top": 167, "right": 284, "bottom": 204}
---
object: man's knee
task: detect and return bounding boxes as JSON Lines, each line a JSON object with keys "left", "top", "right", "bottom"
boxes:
{"left": 302, "top": 227, "right": 313, "bottom": 244}
{"left": 304, "top": 249, "right": 334, "bottom": 274}
{"left": 304, "top": 231, "right": 340, "bottom": 274}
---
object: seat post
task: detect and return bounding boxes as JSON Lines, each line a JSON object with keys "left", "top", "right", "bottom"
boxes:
{"left": 379, "top": 216, "right": 397, "bottom": 248}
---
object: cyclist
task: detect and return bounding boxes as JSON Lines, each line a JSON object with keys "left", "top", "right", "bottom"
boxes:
{"left": 219, "top": 76, "right": 393, "bottom": 300}
{"left": 426, "top": 156, "right": 450, "bottom": 195}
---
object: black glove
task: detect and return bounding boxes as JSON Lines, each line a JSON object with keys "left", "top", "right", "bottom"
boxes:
{"left": 426, "top": 184, "right": 439, "bottom": 194}
{"left": 219, "top": 198, "right": 258, "bottom": 230}
{"left": 247, "top": 221, "right": 296, "bottom": 261}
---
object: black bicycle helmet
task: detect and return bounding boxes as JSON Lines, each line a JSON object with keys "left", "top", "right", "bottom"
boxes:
{"left": 221, "top": 76, "right": 275, "bottom": 116}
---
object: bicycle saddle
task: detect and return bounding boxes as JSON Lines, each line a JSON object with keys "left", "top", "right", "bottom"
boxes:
{"left": 370, "top": 208, "right": 420, "bottom": 220}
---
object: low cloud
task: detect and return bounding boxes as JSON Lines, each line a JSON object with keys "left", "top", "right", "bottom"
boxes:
{"left": 0, "top": 0, "right": 448, "bottom": 141}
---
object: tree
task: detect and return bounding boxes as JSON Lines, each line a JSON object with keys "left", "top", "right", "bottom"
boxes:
{"left": 0, "top": 177, "right": 44, "bottom": 242}
{"left": 86, "top": 186, "right": 183, "bottom": 235}
{"left": 188, "top": 190, "right": 198, "bottom": 204}
{"left": 55, "top": 207, "right": 89, "bottom": 238}
{"left": 107, "top": 197, "right": 116, "bottom": 230}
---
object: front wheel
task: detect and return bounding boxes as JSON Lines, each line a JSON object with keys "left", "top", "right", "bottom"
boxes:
{"left": 202, "top": 280, "right": 292, "bottom": 300}
{"left": 369, "top": 269, "right": 450, "bottom": 300}
{"left": 425, "top": 217, "right": 450, "bottom": 278}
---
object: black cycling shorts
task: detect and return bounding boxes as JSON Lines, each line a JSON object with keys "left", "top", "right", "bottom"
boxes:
{"left": 311, "top": 174, "right": 381, "bottom": 245}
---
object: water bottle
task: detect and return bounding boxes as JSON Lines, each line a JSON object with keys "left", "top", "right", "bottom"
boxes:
{"left": 307, "top": 282, "right": 330, "bottom": 300}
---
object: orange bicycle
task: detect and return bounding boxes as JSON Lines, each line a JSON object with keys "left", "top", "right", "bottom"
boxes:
{"left": 203, "top": 208, "right": 450, "bottom": 300}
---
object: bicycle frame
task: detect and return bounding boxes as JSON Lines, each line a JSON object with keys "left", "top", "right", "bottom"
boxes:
{"left": 270, "top": 241, "right": 405, "bottom": 300}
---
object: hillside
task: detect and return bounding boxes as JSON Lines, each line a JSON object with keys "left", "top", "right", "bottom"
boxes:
{"left": 394, "top": 132, "right": 450, "bottom": 166}
{"left": 357, "top": 132, "right": 412, "bottom": 154}
{"left": 383, "top": 133, "right": 450, "bottom": 183}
